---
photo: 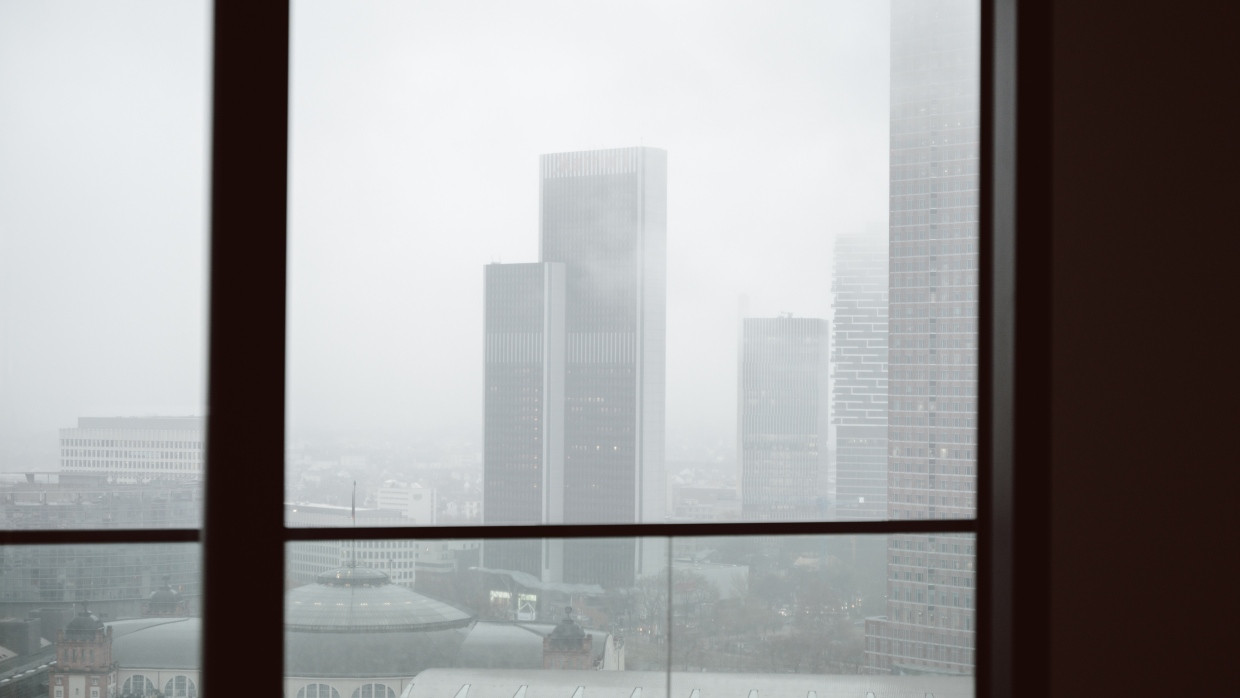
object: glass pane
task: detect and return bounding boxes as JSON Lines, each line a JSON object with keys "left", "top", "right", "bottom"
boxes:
{"left": 286, "top": 0, "right": 979, "bottom": 529}
{"left": 284, "top": 537, "right": 668, "bottom": 695}
{"left": 0, "top": 543, "right": 200, "bottom": 697}
{"left": 285, "top": 536, "right": 971, "bottom": 694}
{"left": 0, "top": 2, "right": 210, "bottom": 529}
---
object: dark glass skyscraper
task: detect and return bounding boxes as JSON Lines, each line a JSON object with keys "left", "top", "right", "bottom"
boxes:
{"left": 738, "top": 317, "right": 830, "bottom": 521}
{"left": 540, "top": 147, "right": 667, "bottom": 530}
{"left": 483, "top": 147, "right": 667, "bottom": 588}
{"left": 482, "top": 262, "right": 565, "bottom": 578}
{"left": 866, "top": 0, "right": 980, "bottom": 675}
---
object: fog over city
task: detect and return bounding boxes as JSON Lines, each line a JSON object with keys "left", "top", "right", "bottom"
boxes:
{"left": 0, "top": 0, "right": 889, "bottom": 469}
{"left": 0, "top": 0, "right": 991, "bottom": 686}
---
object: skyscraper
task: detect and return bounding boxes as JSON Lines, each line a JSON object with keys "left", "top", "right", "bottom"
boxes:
{"left": 482, "top": 147, "right": 667, "bottom": 588}
{"left": 482, "top": 261, "right": 566, "bottom": 580}
{"left": 539, "top": 147, "right": 667, "bottom": 529}
{"left": 738, "top": 316, "right": 830, "bottom": 521}
{"left": 865, "top": 0, "right": 980, "bottom": 675}
{"left": 831, "top": 234, "right": 889, "bottom": 520}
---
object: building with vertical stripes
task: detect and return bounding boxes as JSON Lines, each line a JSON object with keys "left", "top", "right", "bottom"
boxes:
{"left": 865, "top": 0, "right": 980, "bottom": 675}
{"left": 738, "top": 317, "right": 830, "bottom": 521}
{"left": 482, "top": 262, "right": 566, "bottom": 580}
{"left": 539, "top": 147, "right": 667, "bottom": 588}
{"left": 482, "top": 147, "right": 667, "bottom": 588}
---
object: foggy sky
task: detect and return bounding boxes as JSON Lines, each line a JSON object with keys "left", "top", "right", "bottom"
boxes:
{"left": 0, "top": 0, "right": 889, "bottom": 469}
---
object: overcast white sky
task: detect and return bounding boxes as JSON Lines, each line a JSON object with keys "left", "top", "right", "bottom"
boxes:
{"left": 0, "top": 0, "right": 889, "bottom": 469}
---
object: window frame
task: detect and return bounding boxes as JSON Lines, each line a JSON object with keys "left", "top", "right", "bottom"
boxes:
{"left": 1, "top": 1, "right": 1050, "bottom": 696}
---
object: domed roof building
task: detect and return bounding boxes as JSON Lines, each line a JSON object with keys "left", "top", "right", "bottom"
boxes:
{"left": 46, "top": 563, "right": 621, "bottom": 698}
{"left": 283, "top": 565, "right": 475, "bottom": 697}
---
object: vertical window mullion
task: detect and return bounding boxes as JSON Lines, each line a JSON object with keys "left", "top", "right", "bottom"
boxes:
{"left": 204, "top": 2, "right": 290, "bottom": 696}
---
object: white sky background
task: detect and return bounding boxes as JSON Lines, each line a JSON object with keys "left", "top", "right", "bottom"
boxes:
{"left": 287, "top": 0, "right": 890, "bottom": 450}
{"left": 0, "top": 1, "right": 211, "bottom": 469}
{"left": 0, "top": 0, "right": 889, "bottom": 469}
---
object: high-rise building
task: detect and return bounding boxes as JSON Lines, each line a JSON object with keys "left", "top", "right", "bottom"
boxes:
{"left": 482, "top": 147, "right": 667, "bottom": 588}
{"left": 831, "top": 234, "right": 889, "bottom": 520}
{"left": 482, "top": 261, "right": 566, "bottom": 580}
{"left": 59, "top": 417, "right": 204, "bottom": 484}
{"left": 738, "top": 317, "right": 830, "bottom": 521}
{"left": 539, "top": 147, "right": 667, "bottom": 529}
{"left": 865, "top": 0, "right": 980, "bottom": 675}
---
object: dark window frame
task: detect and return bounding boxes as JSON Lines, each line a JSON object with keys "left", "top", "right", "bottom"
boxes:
{"left": 1, "top": 1, "right": 1050, "bottom": 696}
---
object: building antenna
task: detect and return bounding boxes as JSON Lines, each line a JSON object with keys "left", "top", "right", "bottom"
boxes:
{"left": 349, "top": 480, "right": 357, "bottom": 568}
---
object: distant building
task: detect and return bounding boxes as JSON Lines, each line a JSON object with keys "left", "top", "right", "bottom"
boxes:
{"left": 376, "top": 481, "right": 437, "bottom": 525}
{"left": 832, "top": 234, "right": 889, "bottom": 520}
{"left": 738, "top": 317, "right": 830, "bottom": 520}
{"left": 542, "top": 608, "right": 592, "bottom": 670}
{"left": 0, "top": 544, "right": 200, "bottom": 622}
{"left": 59, "top": 417, "right": 203, "bottom": 484}
{"left": 669, "top": 482, "right": 741, "bottom": 522}
{"left": 1, "top": 478, "right": 202, "bottom": 530}
{"left": 482, "top": 147, "right": 669, "bottom": 588}
{"left": 140, "top": 579, "right": 186, "bottom": 617}
{"left": 50, "top": 610, "right": 116, "bottom": 698}
{"left": 285, "top": 503, "right": 421, "bottom": 588}
{"left": 482, "top": 262, "right": 566, "bottom": 580}
{"left": 11, "top": 564, "right": 625, "bottom": 698}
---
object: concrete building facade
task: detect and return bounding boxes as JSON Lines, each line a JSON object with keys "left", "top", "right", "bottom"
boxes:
{"left": 58, "top": 418, "right": 203, "bottom": 484}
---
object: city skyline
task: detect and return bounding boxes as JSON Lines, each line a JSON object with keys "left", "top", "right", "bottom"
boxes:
{"left": 0, "top": 2, "right": 892, "bottom": 474}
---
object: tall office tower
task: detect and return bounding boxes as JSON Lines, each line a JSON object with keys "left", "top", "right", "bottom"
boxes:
{"left": 59, "top": 416, "right": 204, "bottom": 484}
{"left": 482, "top": 262, "right": 566, "bottom": 580}
{"left": 865, "top": 0, "right": 980, "bottom": 675}
{"left": 738, "top": 317, "right": 830, "bottom": 521}
{"left": 540, "top": 147, "right": 667, "bottom": 586}
{"left": 832, "top": 234, "right": 890, "bottom": 520}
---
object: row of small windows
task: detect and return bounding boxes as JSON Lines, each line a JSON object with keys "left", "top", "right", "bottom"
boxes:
{"left": 893, "top": 259, "right": 978, "bottom": 274}
{"left": 63, "top": 439, "right": 201, "bottom": 449}
{"left": 891, "top": 192, "right": 978, "bottom": 210}
{"left": 891, "top": 290, "right": 977, "bottom": 305}
{"left": 892, "top": 241, "right": 976, "bottom": 257}
{"left": 890, "top": 130, "right": 979, "bottom": 150}
{"left": 64, "top": 461, "right": 197, "bottom": 470}
{"left": 891, "top": 226, "right": 977, "bottom": 242}
{"left": 891, "top": 175, "right": 978, "bottom": 195}
{"left": 889, "top": 99, "right": 980, "bottom": 124}
{"left": 891, "top": 303, "right": 978, "bottom": 319}
{"left": 892, "top": 208, "right": 979, "bottom": 226}
{"left": 64, "top": 450, "right": 200, "bottom": 459}
{"left": 891, "top": 160, "right": 979, "bottom": 181}
{"left": 890, "top": 476, "right": 977, "bottom": 491}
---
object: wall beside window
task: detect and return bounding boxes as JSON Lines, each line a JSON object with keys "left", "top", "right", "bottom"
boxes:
{"left": 1049, "top": 1, "right": 1235, "bottom": 695}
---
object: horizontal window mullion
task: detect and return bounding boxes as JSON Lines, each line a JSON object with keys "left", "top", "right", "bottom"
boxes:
{"left": 282, "top": 518, "right": 977, "bottom": 542}
{"left": 0, "top": 528, "right": 201, "bottom": 545}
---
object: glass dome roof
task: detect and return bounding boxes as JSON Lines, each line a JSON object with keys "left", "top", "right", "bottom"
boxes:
{"left": 285, "top": 565, "right": 473, "bottom": 632}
